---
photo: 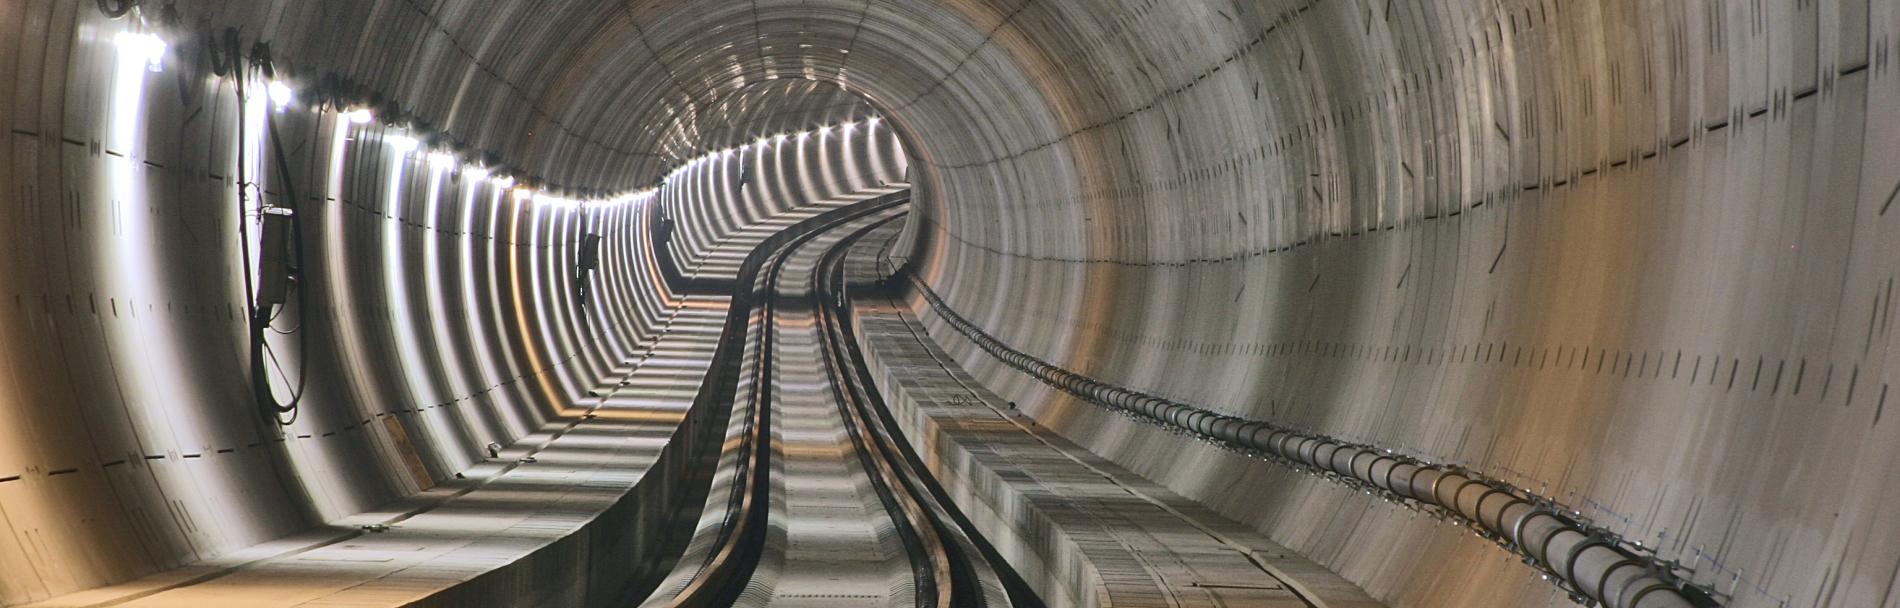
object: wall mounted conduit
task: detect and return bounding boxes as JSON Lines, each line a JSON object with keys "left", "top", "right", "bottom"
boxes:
{"left": 893, "top": 269, "right": 1719, "bottom": 608}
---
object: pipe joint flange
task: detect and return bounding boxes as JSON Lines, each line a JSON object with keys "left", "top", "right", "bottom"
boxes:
{"left": 1595, "top": 558, "right": 1644, "bottom": 607}
{"left": 1624, "top": 581, "right": 1675, "bottom": 608}
{"left": 1531, "top": 516, "right": 1573, "bottom": 567}
{"left": 1563, "top": 532, "right": 1619, "bottom": 603}
{"left": 1472, "top": 487, "right": 1525, "bottom": 533}
{"left": 1367, "top": 454, "right": 1399, "bottom": 488}
{"left": 1634, "top": 559, "right": 1725, "bottom": 607}
{"left": 1511, "top": 503, "right": 1566, "bottom": 550}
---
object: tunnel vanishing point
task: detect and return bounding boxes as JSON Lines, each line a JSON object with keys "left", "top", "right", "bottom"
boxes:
{"left": 0, "top": 1, "right": 1892, "bottom": 607}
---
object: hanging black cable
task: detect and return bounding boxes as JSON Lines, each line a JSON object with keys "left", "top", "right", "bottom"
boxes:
{"left": 96, "top": 0, "right": 138, "bottom": 19}
{"left": 226, "top": 34, "right": 311, "bottom": 426}
{"left": 256, "top": 102, "right": 312, "bottom": 426}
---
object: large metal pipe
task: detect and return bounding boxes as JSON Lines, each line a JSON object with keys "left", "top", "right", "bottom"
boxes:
{"left": 900, "top": 272, "right": 1715, "bottom": 608}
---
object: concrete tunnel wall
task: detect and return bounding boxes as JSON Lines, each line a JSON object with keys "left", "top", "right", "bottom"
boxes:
{"left": 3, "top": 0, "right": 1896, "bottom": 607}
{"left": 903, "top": 2, "right": 1900, "bottom": 608}
{"left": 660, "top": 118, "right": 908, "bottom": 269}
{"left": 0, "top": 3, "right": 905, "bottom": 603}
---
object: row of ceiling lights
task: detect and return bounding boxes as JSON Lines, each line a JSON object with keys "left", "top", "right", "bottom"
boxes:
{"left": 115, "top": 26, "right": 886, "bottom": 209}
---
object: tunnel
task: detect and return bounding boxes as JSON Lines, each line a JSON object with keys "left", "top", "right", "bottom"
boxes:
{"left": 0, "top": 0, "right": 1891, "bottom": 607}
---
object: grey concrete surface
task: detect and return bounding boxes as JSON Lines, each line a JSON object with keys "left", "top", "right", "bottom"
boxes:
{"left": 758, "top": 204, "right": 916, "bottom": 607}
{"left": 5, "top": 0, "right": 1893, "bottom": 607}
{"left": 19, "top": 183, "right": 867, "bottom": 608}
{"left": 847, "top": 222, "right": 1382, "bottom": 608}
{"left": 0, "top": 1, "right": 907, "bottom": 600}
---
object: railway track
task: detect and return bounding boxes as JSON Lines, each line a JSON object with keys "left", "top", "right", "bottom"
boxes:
{"left": 647, "top": 192, "right": 1024, "bottom": 608}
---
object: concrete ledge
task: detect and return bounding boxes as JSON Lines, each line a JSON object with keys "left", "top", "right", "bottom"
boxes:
{"left": 845, "top": 243, "right": 1383, "bottom": 608}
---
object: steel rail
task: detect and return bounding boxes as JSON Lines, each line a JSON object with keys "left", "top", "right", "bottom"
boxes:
{"left": 811, "top": 213, "right": 960, "bottom": 607}
{"left": 662, "top": 192, "right": 915, "bottom": 607}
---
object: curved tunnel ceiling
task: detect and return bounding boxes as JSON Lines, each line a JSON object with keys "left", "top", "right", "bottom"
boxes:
{"left": 6, "top": 0, "right": 1896, "bottom": 607}
{"left": 244, "top": 0, "right": 1058, "bottom": 194}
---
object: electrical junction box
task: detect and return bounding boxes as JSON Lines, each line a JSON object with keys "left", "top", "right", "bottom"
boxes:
{"left": 257, "top": 206, "right": 294, "bottom": 309}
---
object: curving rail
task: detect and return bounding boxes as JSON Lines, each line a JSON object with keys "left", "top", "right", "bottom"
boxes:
{"left": 816, "top": 215, "right": 1036, "bottom": 608}
{"left": 652, "top": 191, "right": 1013, "bottom": 607}
{"left": 656, "top": 194, "right": 910, "bottom": 606}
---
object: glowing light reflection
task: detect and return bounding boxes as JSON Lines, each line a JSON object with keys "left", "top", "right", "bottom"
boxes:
{"left": 387, "top": 134, "right": 420, "bottom": 154}
{"left": 382, "top": 133, "right": 443, "bottom": 432}
{"left": 114, "top": 31, "right": 166, "bottom": 72}
{"left": 267, "top": 80, "right": 294, "bottom": 110}
{"left": 459, "top": 182, "right": 503, "bottom": 444}
{"left": 422, "top": 156, "right": 480, "bottom": 454}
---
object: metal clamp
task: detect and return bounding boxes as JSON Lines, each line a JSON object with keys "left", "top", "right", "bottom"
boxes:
{"left": 1564, "top": 534, "right": 1618, "bottom": 602}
